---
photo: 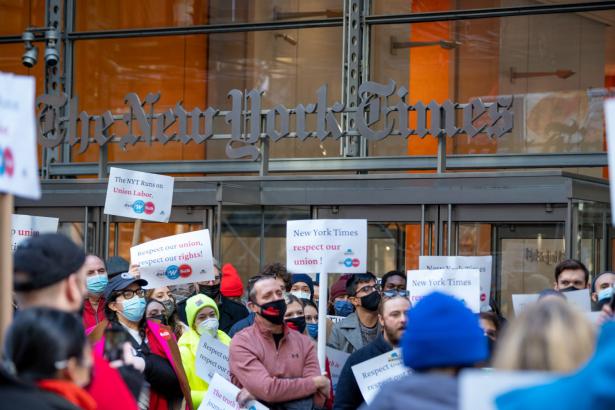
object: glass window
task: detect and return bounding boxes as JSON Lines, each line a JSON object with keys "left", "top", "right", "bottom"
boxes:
{"left": 371, "top": 0, "right": 529, "bottom": 16}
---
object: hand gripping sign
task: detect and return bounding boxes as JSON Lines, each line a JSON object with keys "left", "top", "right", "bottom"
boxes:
{"left": 104, "top": 167, "right": 174, "bottom": 223}
{"left": 130, "top": 229, "right": 215, "bottom": 288}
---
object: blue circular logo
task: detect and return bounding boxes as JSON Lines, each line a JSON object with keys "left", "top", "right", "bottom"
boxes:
{"left": 132, "top": 200, "right": 145, "bottom": 213}
{"left": 344, "top": 258, "right": 353, "bottom": 268}
{"left": 165, "top": 265, "right": 179, "bottom": 280}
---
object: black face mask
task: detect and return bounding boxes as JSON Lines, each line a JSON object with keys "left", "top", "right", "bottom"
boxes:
{"left": 285, "top": 316, "right": 307, "bottom": 333}
{"left": 149, "top": 314, "right": 168, "bottom": 326}
{"left": 360, "top": 291, "right": 381, "bottom": 312}
{"left": 200, "top": 284, "right": 221, "bottom": 300}
{"left": 256, "top": 299, "right": 287, "bottom": 325}
{"left": 560, "top": 286, "right": 582, "bottom": 293}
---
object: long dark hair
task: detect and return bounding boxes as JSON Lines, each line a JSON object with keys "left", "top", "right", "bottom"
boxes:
{"left": 4, "top": 308, "right": 86, "bottom": 384}
{"left": 104, "top": 291, "right": 147, "bottom": 342}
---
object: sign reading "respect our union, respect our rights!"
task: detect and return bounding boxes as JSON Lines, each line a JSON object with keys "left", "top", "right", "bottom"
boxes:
{"left": 104, "top": 167, "right": 174, "bottom": 223}
{"left": 286, "top": 219, "right": 367, "bottom": 274}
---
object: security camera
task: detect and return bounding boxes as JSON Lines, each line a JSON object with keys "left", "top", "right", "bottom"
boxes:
{"left": 21, "top": 31, "right": 38, "bottom": 68}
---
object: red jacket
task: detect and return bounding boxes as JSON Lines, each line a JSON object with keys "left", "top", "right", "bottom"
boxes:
{"left": 88, "top": 350, "right": 139, "bottom": 410}
{"left": 230, "top": 318, "right": 326, "bottom": 407}
{"left": 82, "top": 297, "right": 106, "bottom": 329}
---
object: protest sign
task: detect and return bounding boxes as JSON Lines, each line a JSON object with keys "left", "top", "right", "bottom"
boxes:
{"left": 326, "top": 347, "right": 350, "bottom": 390}
{"left": 511, "top": 293, "right": 538, "bottom": 315}
{"left": 11, "top": 214, "right": 59, "bottom": 251}
{"left": 406, "top": 269, "right": 481, "bottom": 312}
{"left": 195, "top": 332, "right": 230, "bottom": 383}
{"left": 419, "top": 256, "right": 492, "bottom": 311}
{"left": 351, "top": 348, "right": 411, "bottom": 405}
{"left": 198, "top": 373, "right": 268, "bottom": 410}
{"left": 326, "top": 315, "right": 345, "bottom": 324}
{"left": 286, "top": 219, "right": 367, "bottom": 274}
{"left": 104, "top": 167, "right": 174, "bottom": 223}
{"left": 512, "top": 288, "right": 591, "bottom": 315}
{"left": 130, "top": 229, "right": 215, "bottom": 288}
{"left": 0, "top": 73, "right": 40, "bottom": 200}
{"left": 605, "top": 98, "right": 615, "bottom": 226}
{"left": 459, "top": 370, "right": 555, "bottom": 410}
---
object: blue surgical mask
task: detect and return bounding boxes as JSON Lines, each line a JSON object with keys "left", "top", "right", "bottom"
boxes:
{"left": 334, "top": 300, "right": 354, "bottom": 317}
{"left": 291, "top": 291, "right": 311, "bottom": 300}
{"left": 86, "top": 275, "right": 108, "bottom": 295}
{"left": 307, "top": 323, "right": 318, "bottom": 339}
{"left": 598, "top": 287, "right": 613, "bottom": 302}
{"left": 121, "top": 297, "right": 146, "bottom": 322}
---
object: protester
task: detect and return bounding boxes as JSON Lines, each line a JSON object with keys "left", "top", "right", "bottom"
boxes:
{"left": 361, "top": 292, "right": 488, "bottom": 410}
{"left": 220, "top": 262, "right": 245, "bottom": 304}
{"left": 105, "top": 255, "right": 130, "bottom": 279}
{"left": 553, "top": 259, "right": 589, "bottom": 291}
{"left": 291, "top": 273, "right": 315, "bottom": 301}
{"left": 89, "top": 273, "right": 193, "bottom": 410}
{"left": 12, "top": 233, "right": 139, "bottom": 410}
{"left": 195, "top": 260, "right": 249, "bottom": 334}
{"left": 303, "top": 299, "right": 319, "bottom": 341}
{"left": 591, "top": 271, "right": 615, "bottom": 309}
{"left": 314, "top": 283, "right": 320, "bottom": 306}
{"left": 328, "top": 275, "right": 353, "bottom": 317}
{"left": 178, "top": 294, "right": 231, "bottom": 409}
{"left": 145, "top": 299, "right": 169, "bottom": 325}
{"left": 3, "top": 308, "right": 96, "bottom": 410}
{"left": 328, "top": 273, "right": 381, "bottom": 353}
{"left": 230, "top": 275, "right": 330, "bottom": 408}
{"left": 380, "top": 271, "right": 407, "bottom": 299}
{"left": 493, "top": 298, "right": 595, "bottom": 373}
{"left": 147, "top": 286, "right": 187, "bottom": 338}
{"left": 335, "top": 296, "right": 410, "bottom": 410}
{"left": 228, "top": 262, "right": 291, "bottom": 337}
{"left": 82, "top": 254, "right": 109, "bottom": 329}
{"left": 495, "top": 322, "right": 615, "bottom": 410}
{"left": 479, "top": 311, "right": 501, "bottom": 363}
{"left": 284, "top": 294, "right": 308, "bottom": 334}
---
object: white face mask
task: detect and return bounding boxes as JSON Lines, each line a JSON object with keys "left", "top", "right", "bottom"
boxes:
{"left": 291, "top": 291, "right": 311, "bottom": 300}
{"left": 197, "top": 318, "right": 219, "bottom": 337}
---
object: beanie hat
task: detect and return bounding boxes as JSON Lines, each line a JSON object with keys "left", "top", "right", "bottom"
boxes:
{"left": 330, "top": 275, "right": 351, "bottom": 301}
{"left": 291, "top": 274, "right": 314, "bottom": 297}
{"left": 220, "top": 263, "right": 244, "bottom": 297}
{"left": 14, "top": 233, "right": 85, "bottom": 292}
{"left": 402, "top": 291, "right": 487, "bottom": 370}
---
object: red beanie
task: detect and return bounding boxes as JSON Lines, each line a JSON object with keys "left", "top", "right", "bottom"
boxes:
{"left": 330, "top": 275, "right": 351, "bottom": 301}
{"left": 220, "top": 263, "right": 244, "bottom": 297}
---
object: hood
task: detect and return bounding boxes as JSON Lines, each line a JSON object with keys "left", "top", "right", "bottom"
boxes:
{"left": 185, "top": 293, "right": 219, "bottom": 328}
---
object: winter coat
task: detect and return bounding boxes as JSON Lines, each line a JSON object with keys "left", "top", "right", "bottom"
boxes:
{"left": 327, "top": 312, "right": 380, "bottom": 354}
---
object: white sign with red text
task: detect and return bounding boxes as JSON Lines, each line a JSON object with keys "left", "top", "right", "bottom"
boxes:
{"left": 130, "top": 229, "right": 215, "bottom": 288}
{"left": 286, "top": 219, "right": 367, "bottom": 274}
{"left": 11, "top": 214, "right": 58, "bottom": 251}
{"left": 0, "top": 73, "right": 40, "bottom": 199}
{"left": 104, "top": 167, "right": 174, "bottom": 222}
{"left": 326, "top": 347, "right": 350, "bottom": 390}
{"left": 407, "top": 269, "right": 481, "bottom": 312}
{"left": 195, "top": 332, "right": 230, "bottom": 383}
{"left": 352, "top": 348, "right": 411, "bottom": 405}
{"left": 198, "top": 373, "right": 268, "bottom": 410}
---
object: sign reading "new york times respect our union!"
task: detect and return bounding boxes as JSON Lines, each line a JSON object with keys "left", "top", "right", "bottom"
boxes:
{"left": 35, "top": 80, "right": 514, "bottom": 161}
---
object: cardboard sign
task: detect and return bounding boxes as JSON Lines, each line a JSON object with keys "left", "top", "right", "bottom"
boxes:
{"left": 419, "top": 256, "right": 492, "bottom": 311}
{"left": 0, "top": 73, "right": 40, "bottom": 199}
{"left": 406, "top": 269, "right": 481, "bottom": 313}
{"left": 351, "top": 348, "right": 411, "bottom": 404}
{"left": 198, "top": 373, "right": 268, "bottom": 410}
{"left": 130, "top": 229, "right": 215, "bottom": 288}
{"left": 512, "top": 288, "right": 591, "bottom": 315}
{"left": 11, "top": 214, "right": 58, "bottom": 251}
{"left": 286, "top": 219, "right": 367, "bottom": 274}
{"left": 104, "top": 167, "right": 174, "bottom": 222}
{"left": 195, "top": 332, "right": 230, "bottom": 382}
{"left": 605, "top": 98, "right": 615, "bottom": 226}
{"left": 459, "top": 369, "right": 555, "bottom": 410}
{"left": 326, "top": 347, "right": 350, "bottom": 390}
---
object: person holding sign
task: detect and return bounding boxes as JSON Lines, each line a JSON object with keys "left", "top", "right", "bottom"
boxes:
{"left": 334, "top": 296, "right": 410, "bottom": 410}
{"left": 328, "top": 273, "right": 382, "bottom": 354}
{"left": 178, "top": 293, "right": 231, "bottom": 409}
{"left": 230, "top": 275, "right": 330, "bottom": 409}
{"left": 82, "top": 255, "right": 109, "bottom": 330}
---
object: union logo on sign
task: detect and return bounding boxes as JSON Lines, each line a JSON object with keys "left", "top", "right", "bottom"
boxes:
{"left": 179, "top": 264, "right": 192, "bottom": 278}
{"left": 144, "top": 201, "right": 155, "bottom": 215}
{"left": 132, "top": 200, "right": 145, "bottom": 214}
{"left": 165, "top": 265, "right": 179, "bottom": 280}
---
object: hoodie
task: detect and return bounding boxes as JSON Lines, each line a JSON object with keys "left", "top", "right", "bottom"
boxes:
{"left": 178, "top": 294, "right": 231, "bottom": 409}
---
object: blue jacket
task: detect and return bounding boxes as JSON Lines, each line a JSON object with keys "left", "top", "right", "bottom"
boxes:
{"left": 334, "top": 333, "right": 392, "bottom": 410}
{"left": 496, "top": 321, "right": 615, "bottom": 410}
{"left": 228, "top": 311, "right": 255, "bottom": 338}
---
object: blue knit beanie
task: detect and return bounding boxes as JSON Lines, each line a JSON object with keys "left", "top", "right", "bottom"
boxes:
{"left": 291, "top": 274, "right": 314, "bottom": 298}
{"left": 402, "top": 291, "right": 487, "bottom": 370}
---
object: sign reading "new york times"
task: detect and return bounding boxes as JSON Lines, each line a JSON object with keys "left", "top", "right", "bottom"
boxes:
{"left": 36, "top": 80, "right": 513, "bottom": 161}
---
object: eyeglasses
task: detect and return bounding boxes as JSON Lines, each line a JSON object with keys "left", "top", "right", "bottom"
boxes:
{"left": 383, "top": 290, "right": 410, "bottom": 298}
{"left": 356, "top": 284, "right": 381, "bottom": 295}
{"left": 116, "top": 289, "right": 145, "bottom": 300}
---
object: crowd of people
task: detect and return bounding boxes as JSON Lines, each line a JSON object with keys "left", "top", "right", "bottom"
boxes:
{"left": 1, "top": 232, "right": 615, "bottom": 410}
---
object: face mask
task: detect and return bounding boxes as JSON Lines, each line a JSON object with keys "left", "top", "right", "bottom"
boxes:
{"left": 360, "top": 291, "right": 381, "bottom": 312}
{"left": 197, "top": 318, "right": 219, "bottom": 337}
{"left": 291, "top": 291, "right": 311, "bottom": 300}
{"left": 149, "top": 314, "right": 168, "bottom": 326}
{"left": 334, "top": 300, "right": 354, "bottom": 317}
{"left": 120, "top": 297, "right": 146, "bottom": 322}
{"left": 200, "top": 284, "right": 221, "bottom": 300}
{"left": 560, "top": 286, "right": 582, "bottom": 293}
{"left": 306, "top": 323, "right": 318, "bottom": 339}
{"left": 256, "top": 299, "right": 287, "bottom": 325}
{"left": 597, "top": 287, "right": 614, "bottom": 308}
{"left": 86, "top": 275, "right": 108, "bottom": 295}
{"left": 285, "top": 316, "right": 306, "bottom": 333}
{"left": 161, "top": 299, "right": 176, "bottom": 316}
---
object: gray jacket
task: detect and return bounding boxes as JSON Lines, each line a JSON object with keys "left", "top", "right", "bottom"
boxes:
{"left": 327, "top": 312, "right": 380, "bottom": 354}
{"left": 358, "top": 373, "right": 458, "bottom": 410}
